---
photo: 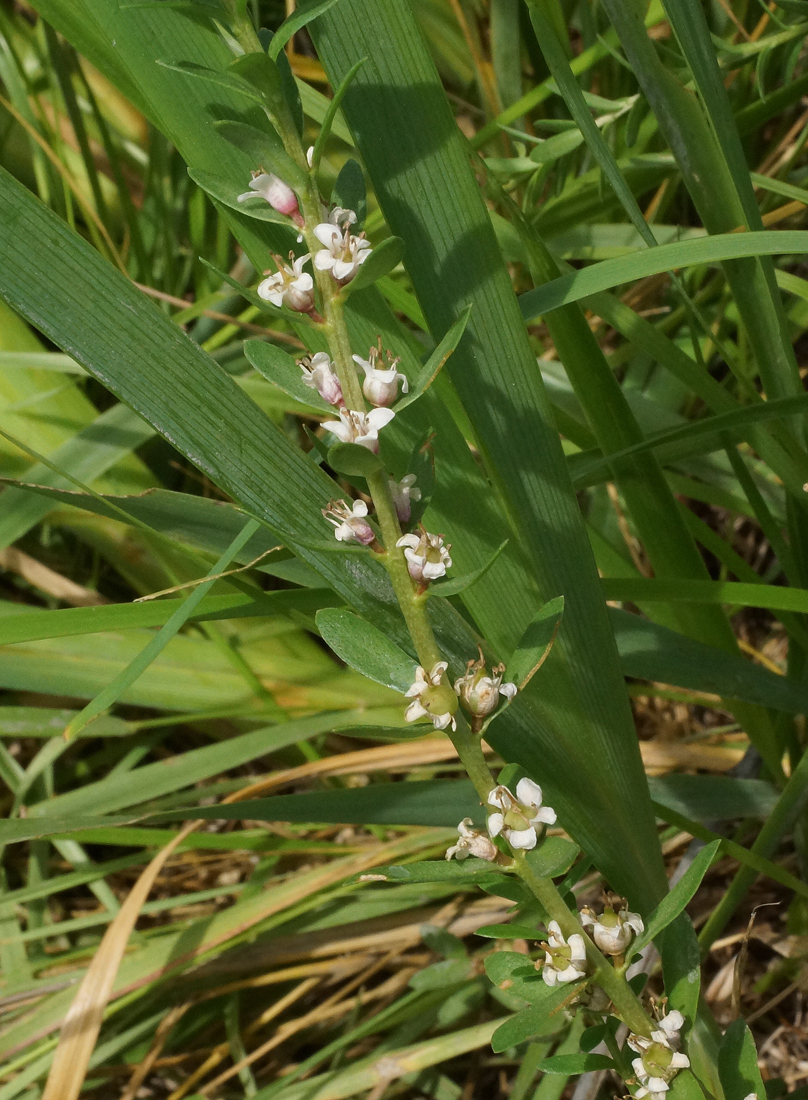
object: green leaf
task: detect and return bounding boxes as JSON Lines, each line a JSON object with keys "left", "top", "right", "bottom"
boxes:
{"left": 366, "top": 859, "right": 505, "bottom": 884}
{"left": 153, "top": 778, "right": 483, "bottom": 830}
{"left": 156, "top": 58, "right": 267, "bottom": 104}
{"left": 490, "top": 983, "right": 585, "bottom": 1052}
{"left": 429, "top": 540, "right": 509, "bottom": 598}
{"left": 409, "top": 957, "right": 472, "bottom": 990}
{"left": 660, "top": 914, "right": 702, "bottom": 1024}
{"left": 213, "top": 119, "right": 309, "bottom": 191}
{"left": 519, "top": 231, "right": 808, "bottom": 319}
{"left": 475, "top": 923, "right": 545, "bottom": 940}
{"left": 327, "top": 441, "right": 384, "bottom": 477}
{"left": 0, "top": 404, "right": 155, "bottom": 551}
{"left": 611, "top": 608, "right": 808, "bottom": 716}
{"left": 525, "top": 836, "right": 580, "bottom": 879}
{"left": 188, "top": 168, "right": 297, "bottom": 225}
{"left": 507, "top": 597, "right": 565, "bottom": 690}
{"left": 63, "top": 519, "right": 262, "bottom": 738}
{"left": 243, "top": 340, "right": 332, "bottom": 412}
{"left": 331, "top": 158, "right": 367, "bottom": 225}
{"left": 602, "top": 576, "right": 808, "bottom": 616}
{"left": 268, "top": 0, "right": 347, "bottom": 60}
{"left": 345, "top": 236, "right": 405, "bottom": 293}
{"left": 315, "top": 607, "right": 417, "bottom": 692}
{"left": 310, "top": 57, "right": 367, "bottom": 169}
{"left": 0, "top": 590, "right": 335, "bottom": 646}
{"left": 228, "top": 51, "right": 285, "bottom": 111}
{"left": 719, "top": 1019, "right": 766, "bottom": 1100}
{"left": 395, "top": 305, "right": 472, "bottom": 412}
{"left": 631, "top": 841, "right": 721, "bottom": 955}
{"left": 538, "top": 1054, "right": 614, "bottom": 1074}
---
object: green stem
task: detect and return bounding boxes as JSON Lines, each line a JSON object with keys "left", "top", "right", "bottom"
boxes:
{"left": 515, "top": 851, "right": 654, "bottom": 1037}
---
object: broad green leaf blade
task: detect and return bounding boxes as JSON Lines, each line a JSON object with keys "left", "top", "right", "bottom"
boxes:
{"left": 312, "top": 0, "right": 667, "bottom": 906}
{"left": 428, "top": 540, "right": 508, "bottom": 598}
{"left": 316, "top": 607, "right": 417, "bottom": 692}
{"left": 507, "top": 597, "right": 565, "bottom": 689}
{"left": 519, "top": 231, "right": 808, "bottom": 319}
{"left": 718, "top": 1019, "right": 765, "bottom": 1100}
{"left": 632, "top": 841, "right": 721, "bottom": 955}
{"left": 394, "top": 305, "right": 472, "bottom": 412}
{"left": 648, "top": 775, "right": 778, "bottom": 823}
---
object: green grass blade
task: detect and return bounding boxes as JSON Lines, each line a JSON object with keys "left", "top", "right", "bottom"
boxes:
{"left": 312, "top": 0, "right": 667, "bottom": 905}
{"left": 519, "top": 230, "right": 808, "bottom": 319}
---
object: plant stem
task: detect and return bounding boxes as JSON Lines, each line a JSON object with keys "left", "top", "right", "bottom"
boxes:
{"left": 515, "top": 850, "right": 654, "bottom": 1037}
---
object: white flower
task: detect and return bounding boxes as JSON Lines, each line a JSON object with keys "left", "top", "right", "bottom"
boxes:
{"left": 628, "top": 1011, "right": 690, "bottom": 1100}
{"left": 306, "top": 146, "right": 315, "bottom": 167}
{"left": 445, "top": 818, "right": 498, "bottom": 862}
{"left": 352, "top": 348, "right": 408, "bottom": 407}
{"left": 238, "top": 170, "right": 300, "bottom": 220}
{"left": 322, "top": 407, "right": 395, "bottom": 453}
{"left": 313, "top": 218, "right": 372, "bottom": 283}
{"left": 541, "top": 920, "right": 587, "bottom": 986}
{"left": 396, "top": 530, "right": 451, "bottom": 583}
{"left": 404, "top": 661, "right": 458, "bottom": 731}
{"left": 487, "top": 779, "right": 557, "bottom": 851}
{"left": 322, "top": 499, "right": 375, "bottom": 545}
{"left": 329, "top": 206, "right": 357, "bottom": 228}
{"left": 257, "top": 254, "right": 314, "bottom": 313}
{"left": 389, "top": 474, "right": 421, "bottom": 525}
{"left": 580, "top": 904, "right": 643, "bottom": 957}
{"left": 455, "top": 657, "right": 517, "bottom": 719}
{"left": 300, "top": 352, "right": 343, "bottom": 407}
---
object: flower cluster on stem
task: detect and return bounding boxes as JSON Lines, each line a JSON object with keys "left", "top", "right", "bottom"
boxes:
{"left": 222, "top": 48, "right": 665, "bottom": 1067}
{"left": 628, "top": 1011, "right": 690, "bottom": 1099}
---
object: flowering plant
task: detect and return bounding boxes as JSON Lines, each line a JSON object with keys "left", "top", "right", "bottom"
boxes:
{"left": 0, "top": 0, "right": 796, "bottom": 1096}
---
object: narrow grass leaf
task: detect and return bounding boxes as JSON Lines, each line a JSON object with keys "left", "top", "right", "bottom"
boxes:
{"left": 519, "top": 231, "right": 808, "bottom": 319}
{"left": 631, "top": 841, "right": 720, "bottom": 955}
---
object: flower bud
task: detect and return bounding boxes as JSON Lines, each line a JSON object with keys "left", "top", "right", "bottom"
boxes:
{"left": 580, "top": 903, "right": 643, "bottom": 957}
{"left": 389, "top": 474, "right": 421, "bottom": 524}
{"left": 238, "top": 170, "right": 301, "bottom": 222}
{"left": 300, "top": 352, "right": 343, "bottom": 407}
{"left": 353, "top": 344, "right": 408, "bottom": 408}
{"left": 455, "top": 656, "right": 517, "bottom": 720}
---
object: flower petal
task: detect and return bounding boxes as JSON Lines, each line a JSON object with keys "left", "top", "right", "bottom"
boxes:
{"left": 487, "top": 812, "right": 504, "bottom": 837}
{"left": 507, "top": 827, "right": 538, "bottom": 850}
{"left": 515, "top": 777, "right": 543, "bottom": 809}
